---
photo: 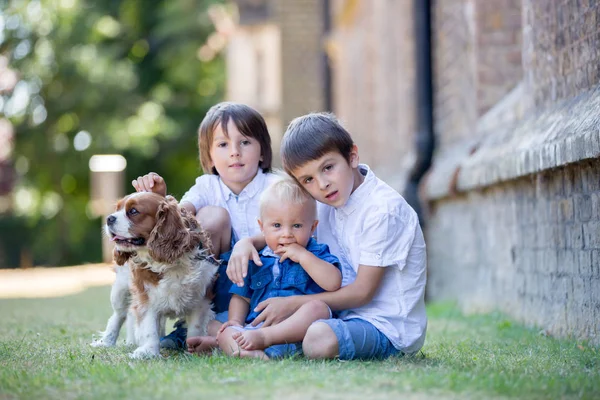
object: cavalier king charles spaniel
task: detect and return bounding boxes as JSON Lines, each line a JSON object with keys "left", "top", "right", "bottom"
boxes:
{"left": 91, "top": 192, "right": 218, "bottom": 359}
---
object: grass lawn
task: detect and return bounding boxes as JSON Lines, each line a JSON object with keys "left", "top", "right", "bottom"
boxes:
{"left": 0, "top": 285, "right": 598, "bottom": 400}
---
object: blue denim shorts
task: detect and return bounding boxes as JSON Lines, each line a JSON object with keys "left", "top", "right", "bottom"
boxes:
{"left": 316, "top": 318, "right": 401, "bottom": 360}
{"left": 230, "top": 322, "right": 302, "bottom": 360}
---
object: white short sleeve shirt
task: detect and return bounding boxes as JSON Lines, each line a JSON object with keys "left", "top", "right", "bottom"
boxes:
{"left": 180, "top": 169, "right": 279, "bottom": 241}
{"left": 316, "top": 164, "right": 428, "bottom": 354}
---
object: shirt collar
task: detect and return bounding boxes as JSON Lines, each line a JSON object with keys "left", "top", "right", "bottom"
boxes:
{"left": 338, "top": 164, "right": 376, "bottom": 216}
{"left": 261, "top": 246, "right": 278, "bottom": 258}
{"left": 218, "top": 169, "right": 266, "bottom": 201}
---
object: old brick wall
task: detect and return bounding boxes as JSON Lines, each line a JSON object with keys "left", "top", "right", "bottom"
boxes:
{"left": 427, "top": 161, "right": 600, "bottom": 340}
{"left": 426, "top": 0, "right": 600, "bottom": 343}
{"left": 227, "top": 0, "right": 325, "bottom": 167}
{"left": 433, "top": 0, "right": 523, "bottom": 149}
{"left": 476, "top": 0, "right": 522, "bottom": 115}
{"left": 523, "top": 0, "right": 600, "bottom": 108}
{"left": 273, "top": 0, "right": 325, "bottom": 126}
{"left": 432, "top": 0, "right": 478, "bottom": 149}
{"left": 328, "top": 0, "right": 416, "bottom": 191}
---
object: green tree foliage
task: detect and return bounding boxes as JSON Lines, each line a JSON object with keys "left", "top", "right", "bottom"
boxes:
{"left": 0, "top": 0, "right": 226, "bottom": 267}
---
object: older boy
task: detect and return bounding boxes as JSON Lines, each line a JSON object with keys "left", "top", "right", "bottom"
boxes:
{"left": 229, "top": 112, "right": 427, "bottom": 360}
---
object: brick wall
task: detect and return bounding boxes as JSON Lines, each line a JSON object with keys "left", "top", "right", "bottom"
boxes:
{"left": 476, "top": 0, "right": 522, "bottom": 115}
{"left": 523, "top": 0, "right": 600, "bottom": 108}
{"left": 427, "top": 159, "right": 600, "bottom": 341}
{"left": 274, "top": 0, "right": 325, "bottom": 126}
{"left": 432, "top": 0, "right": 478, "bottom": 149}
{"left": 426, "top": 0, "right": 600, "bottom": 343}
{"left": 433, "top": 0, "right": 523, "bottom": 149}
{"left": 329, "top": 0, "right": 416, "bottom": 191}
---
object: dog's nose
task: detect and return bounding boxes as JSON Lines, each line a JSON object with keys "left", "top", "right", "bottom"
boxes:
{"left": 106, "top": 215, "right": 116, "bottom": 226}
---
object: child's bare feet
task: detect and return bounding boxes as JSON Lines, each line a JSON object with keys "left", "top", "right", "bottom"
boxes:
{"left": 186, "top": 336, "right": 218, "bottom": 355}
{"left": 233, "top": 347, "right": 269, "bottom": 360}
{"left": 232, "top": 330, "right": 269, "bottom": 350}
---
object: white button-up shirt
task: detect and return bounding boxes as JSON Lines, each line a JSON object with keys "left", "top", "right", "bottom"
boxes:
{"left": 180, "top": 169, "right": 279, "bottom": 242}
{"left": 316, "top": 164, "right": 427, "bottom": 354}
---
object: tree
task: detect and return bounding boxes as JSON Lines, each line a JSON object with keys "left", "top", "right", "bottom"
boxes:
{"left": 0, "top": 0, "right": 228, "bottom": 267}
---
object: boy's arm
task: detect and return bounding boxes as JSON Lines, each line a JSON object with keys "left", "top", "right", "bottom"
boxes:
{"left": 250, "top": 264, "right": 385, "bottom": 326}
{"left": 227, "top": 233, "right": 267, "bottom": 286}
{"left": 276, "top": 244, "right": 341, "bottom": 291}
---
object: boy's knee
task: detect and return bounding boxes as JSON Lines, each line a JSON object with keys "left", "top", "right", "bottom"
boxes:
{"left": 196, "top": 206, "right": 231, "bottom": 254}
{"left": 196, "top": 206, "right": 230, "bottom": 232}
{"left": 303, "top": 322, "right": 338, "bottom": 359}
{"left": 302, "top": 300, "right": 331, "bottom": 320}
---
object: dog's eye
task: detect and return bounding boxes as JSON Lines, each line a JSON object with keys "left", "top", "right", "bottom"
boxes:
{"left": 128, "top": 208, "right": 139, "bottom": 216}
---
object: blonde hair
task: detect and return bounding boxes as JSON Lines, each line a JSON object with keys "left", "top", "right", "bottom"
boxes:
{"left": 259, "top": 174, "right": 316, "bottom": 220}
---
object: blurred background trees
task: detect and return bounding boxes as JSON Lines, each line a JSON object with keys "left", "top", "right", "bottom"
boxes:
{"left": 0, "top": 0, "right": 227, "bottom": 267}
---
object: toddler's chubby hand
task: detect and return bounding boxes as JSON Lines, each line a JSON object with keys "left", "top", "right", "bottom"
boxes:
{"left": 274, "top": 243, "right": 307, "bottom": 264}
{"left": 132, "top": 172, "right": 167, "bottom": 196}
{"left": 227, "top": 238, "right": 263, "bottom": 287}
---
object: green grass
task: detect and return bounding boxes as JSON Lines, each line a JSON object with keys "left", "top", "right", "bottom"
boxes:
{"left": 0, "top": 286, "right": 598, "bottom": 400}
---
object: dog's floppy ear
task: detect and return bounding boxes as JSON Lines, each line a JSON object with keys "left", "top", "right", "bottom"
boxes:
{"left": 113, "top": 248, "right": 132, "bottom": 266}
{"left": 147, "top": 196, "right": 204, "bottom": 263}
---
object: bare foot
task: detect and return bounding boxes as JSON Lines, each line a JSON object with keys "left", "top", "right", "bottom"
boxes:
{"left": 234, "top": 348, "right": 269, "bottom": 360}
{"left": 232, "top": 330, "right": 269, "bottom": 350}
{"left": 186, "top": 336, "right": 218, "bottom": 355}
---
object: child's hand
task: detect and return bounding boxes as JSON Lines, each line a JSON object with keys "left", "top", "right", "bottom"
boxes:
{"left": 251, "top": 296, "right": 301, "bottom": 327}
{"left": 218, "top": 319, "right": 243, "bottom": 334}
{"left": 227, "top": 238, "right": 262, "bottom": 287}
{"left": 274, "top": 243, "right": 307, "bottom": 264}
{"left": 132, "top": 172, "right": 167, "bottom": 196}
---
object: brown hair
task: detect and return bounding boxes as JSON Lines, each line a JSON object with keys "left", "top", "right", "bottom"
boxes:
{"left": 281, "top": 112, "right": 354, "bottom": 173}
{"left": 198, "top": 102, "right": 272, "bottom": 175}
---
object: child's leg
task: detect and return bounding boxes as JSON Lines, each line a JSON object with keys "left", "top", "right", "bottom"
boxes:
{"left": 302, "top": 321, "right": 339, "bottom": 359}
{"left": 217, "top": 326, "right": 268, "bottom": 360}
{"left": 233, "top": 300, "right": 330, "bottom": 350}
{"left": 196, "top": 206, "right": 231, "bottom": 256}
{"left": 303, "top": 318, "right": 401, "bottom": 360}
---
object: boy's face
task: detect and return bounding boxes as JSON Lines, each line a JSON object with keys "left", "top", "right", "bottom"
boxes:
{"left": 258, "top": 200, "right": 318, "bottom": 252}
{"left": 209, "top": 120, "right": 263, "bottom": 194}
{"left": 290, "top": 147, "right": 360, "bottom": 208}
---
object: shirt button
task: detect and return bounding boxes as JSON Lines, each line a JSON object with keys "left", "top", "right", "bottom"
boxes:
{"left": 257, "top": 282, "right": 262, "bottom": 287}
{"left": 376, "top": 254, "right": 381, "bottom": 259}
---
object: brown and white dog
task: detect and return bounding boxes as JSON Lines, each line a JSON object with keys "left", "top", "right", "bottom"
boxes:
{"left": 91, "top": 192, "right": 218, "bottom": 359}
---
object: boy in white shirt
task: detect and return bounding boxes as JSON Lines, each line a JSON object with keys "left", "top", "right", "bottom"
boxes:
{"left": 133, "top": 102, "right": 278, "bottom": 352}
{"left": 228, "top": 112, "right": 427, "bottom": 360}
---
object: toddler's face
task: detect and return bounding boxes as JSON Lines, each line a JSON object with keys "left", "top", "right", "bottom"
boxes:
{"left": 259, "top": 200, "right": 318, "bottom": 252}
{"left": 209, "top": 120, "right": 263, "bottom": 194}
{"left": 290, "top": 149, "right": 359, "bottom": 208}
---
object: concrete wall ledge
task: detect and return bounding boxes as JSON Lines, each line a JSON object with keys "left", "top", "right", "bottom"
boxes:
{"left": 425, "top": 84, "right": 600, "bottom": 200}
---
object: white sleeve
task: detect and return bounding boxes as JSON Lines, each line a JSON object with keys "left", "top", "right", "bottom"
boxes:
{"left": 180, "top": 176, "right": 211, "bottom": 210}
{"left": 358, "top": 210, "right": 418, "bottom": 269}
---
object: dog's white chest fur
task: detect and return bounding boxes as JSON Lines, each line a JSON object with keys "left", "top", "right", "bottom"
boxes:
{"left": 133, "top": 250, "right": 217, "bottom": 318}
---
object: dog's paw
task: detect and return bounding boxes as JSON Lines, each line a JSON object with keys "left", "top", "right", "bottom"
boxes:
{"left": 90, "top": 338, "right": 116, "bottom": 347}
{"left": 129, "top": 347, "right": 160, "bottom": 359}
